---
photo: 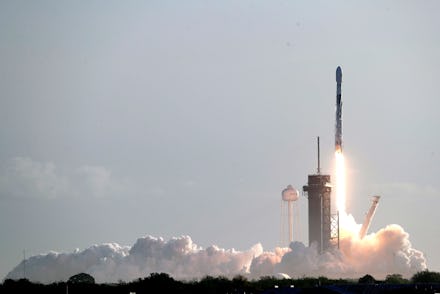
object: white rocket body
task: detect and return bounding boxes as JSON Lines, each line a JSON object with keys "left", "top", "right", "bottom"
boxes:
{"left": 335, "top": 66, "right": 343, "bottom": 152}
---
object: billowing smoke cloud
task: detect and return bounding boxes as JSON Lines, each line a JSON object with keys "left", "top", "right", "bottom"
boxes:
{"left": 6, "top": 220, "right": 426, "bottom": 284}
{"left": 5, "top": 236, "right": 262, "bottom": 283}
{"left": 250, "top": 217, "right": 426, "bottom": 279}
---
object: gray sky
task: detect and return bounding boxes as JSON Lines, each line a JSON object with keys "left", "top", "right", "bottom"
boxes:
{"left": 1, "top": 0, "right": 439, "bottom": 280}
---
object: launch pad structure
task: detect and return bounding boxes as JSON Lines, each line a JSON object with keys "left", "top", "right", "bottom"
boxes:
{"left": 303, "top": 173, "right": 332, "bottom": 252}
{"left": 303, "top": 137, "right": 337, "bottom": 252}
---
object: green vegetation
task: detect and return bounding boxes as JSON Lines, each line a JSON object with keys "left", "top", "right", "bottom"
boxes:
{"left": 1, "top": 271, "right": 439, "bottom": 293}
{"left": 411, "top": 270, "right": 440, "bottom": 283}
{"left": 384, "top": 273, "right": 409, "bottom": 284}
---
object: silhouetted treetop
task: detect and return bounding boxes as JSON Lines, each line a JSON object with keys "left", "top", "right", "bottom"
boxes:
{"left": 411, "top": 270, "right": 440, "bottom": 283}
{"left": 68, "top": 272, "right": 95, "bottom": 284}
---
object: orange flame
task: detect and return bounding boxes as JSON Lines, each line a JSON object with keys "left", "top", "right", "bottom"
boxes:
{"left": 335, "top": 150, "right": 346, "bottom": 215}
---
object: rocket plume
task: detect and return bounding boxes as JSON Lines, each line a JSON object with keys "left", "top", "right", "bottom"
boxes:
{"left": 335, "top": 150, "right": 346, "bottom": 216}
{"left": 334, "top": 151, "right": 361, "bottom": 237}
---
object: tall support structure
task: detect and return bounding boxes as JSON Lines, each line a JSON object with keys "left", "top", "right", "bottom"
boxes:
{"left": 317, "top": 136, "right": 321, "bottom": 174}
{"left": 23, "top": 249, "right": 26, "bottom": 280}
{"left": 359, "top": 196, "right": 381, "bottom": 239}
{"left": 330, "top": 212, "right": 340, "bottom": 249}
{"left": 303, "top": 138, "right": 332, "bottom": 252}
{"left": 281, "top": 185, "right": 299, "bottom": 245}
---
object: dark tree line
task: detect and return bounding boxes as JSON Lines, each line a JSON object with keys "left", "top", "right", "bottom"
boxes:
{"left": 1, "top": 270, "right": 440, "bottom": 294}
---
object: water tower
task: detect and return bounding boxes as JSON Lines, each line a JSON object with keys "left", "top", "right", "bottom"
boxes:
{"left": 281, "top": 185, "right": 299, "bottom": 245}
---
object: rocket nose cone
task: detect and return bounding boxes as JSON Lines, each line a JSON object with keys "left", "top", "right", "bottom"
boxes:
{"left": 336, "top": 66, "right": 342, "bottom": 83}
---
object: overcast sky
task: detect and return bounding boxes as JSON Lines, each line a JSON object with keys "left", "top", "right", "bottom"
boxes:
{"left": 1, "top": 0, "right": 439, "bottom": 280}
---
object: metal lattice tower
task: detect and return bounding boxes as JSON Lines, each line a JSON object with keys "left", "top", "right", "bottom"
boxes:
{"left": 330, "top": 212, "right": 340, "bottom": 248}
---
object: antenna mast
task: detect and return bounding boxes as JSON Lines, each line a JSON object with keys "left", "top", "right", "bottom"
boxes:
{"left": 23, "top": 249, "right": 26, "bottom": 280}
{"left": 317, "top": 136, "right": 321, "bottom": 174}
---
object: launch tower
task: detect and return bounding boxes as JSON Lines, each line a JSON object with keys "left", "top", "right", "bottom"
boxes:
{"left": 303, "top": 137, "right": 332, "bottom": 252}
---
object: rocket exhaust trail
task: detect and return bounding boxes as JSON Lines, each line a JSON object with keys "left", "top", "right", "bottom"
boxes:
{"left": 335, "top": 150, "right": 346, "bottom": 214}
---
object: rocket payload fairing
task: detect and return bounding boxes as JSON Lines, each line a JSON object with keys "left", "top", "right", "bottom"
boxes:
{"left": 335, "top": 66, "right": 343, "bottom": 152}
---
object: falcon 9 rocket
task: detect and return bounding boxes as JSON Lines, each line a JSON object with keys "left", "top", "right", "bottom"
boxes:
{"left": 335, "top": 66, "right": 343, "bottom": 153}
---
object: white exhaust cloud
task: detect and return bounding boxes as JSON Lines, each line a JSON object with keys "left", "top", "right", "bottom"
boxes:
{"left": 6, "top": 223, "right": 426, "bottom": 284}
{"left": 5, "top": 236, "right": 262, "bottom": 283}
{"left": 251, "top": 220, "right": 426, "bottom": 279}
